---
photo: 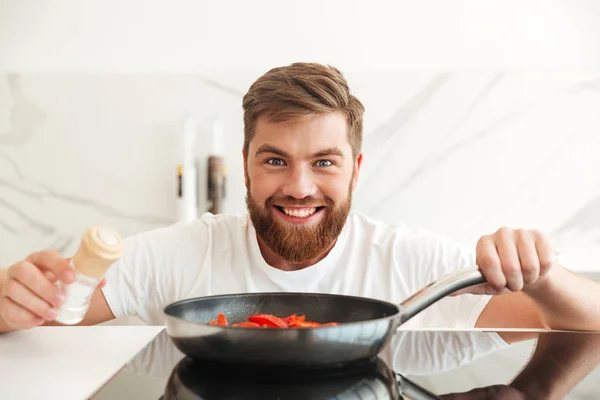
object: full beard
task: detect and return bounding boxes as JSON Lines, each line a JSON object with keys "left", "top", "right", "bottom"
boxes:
{"left": 246, "top": 185, "right": 352, "bottom": 265}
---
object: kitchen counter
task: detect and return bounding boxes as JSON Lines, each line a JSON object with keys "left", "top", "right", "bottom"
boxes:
{"left": 3, "top": 326, "right": 599, "bottom": 399}
{"left": 0, "top": 326, "right": 163, "bottom": 400}
{"left": 93, "top": 328, "right": 600, "bottom": 399}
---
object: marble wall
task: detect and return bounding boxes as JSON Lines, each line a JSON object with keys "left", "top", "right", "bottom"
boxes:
{"left": 1, "top": 70, "right": 600, "bottom": 277}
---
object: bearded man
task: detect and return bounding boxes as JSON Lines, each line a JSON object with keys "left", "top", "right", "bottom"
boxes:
{"left": 2, "top": 63, "right": 600, "bottom": 352}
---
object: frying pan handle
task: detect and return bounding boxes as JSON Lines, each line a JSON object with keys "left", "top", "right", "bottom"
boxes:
{"left": 398, "top": 268, "right": 486, "bottom": 325}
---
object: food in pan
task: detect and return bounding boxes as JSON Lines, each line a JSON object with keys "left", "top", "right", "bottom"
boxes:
{"left": 209, "top": 313, "right": 339, "bottom": 328}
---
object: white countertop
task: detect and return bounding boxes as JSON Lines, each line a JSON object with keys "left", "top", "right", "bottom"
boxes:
{"left": 0, "top": 325, "right": 164, "bottom": 400}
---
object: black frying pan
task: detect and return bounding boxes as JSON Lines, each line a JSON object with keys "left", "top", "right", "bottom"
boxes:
{"left": 163, "top": 268, "right": 486, "bottom": 368}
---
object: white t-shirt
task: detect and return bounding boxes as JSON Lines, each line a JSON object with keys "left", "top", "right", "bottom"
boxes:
{"left": 103, "top": 212, "right": 502, "bottom": 329}
{"left": 102, "top": 212, "right": 507, "bottom": 348}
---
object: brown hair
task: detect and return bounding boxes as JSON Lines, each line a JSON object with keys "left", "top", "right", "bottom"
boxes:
{"left": 242, "top": 62, "right": 365, "bottom": 160}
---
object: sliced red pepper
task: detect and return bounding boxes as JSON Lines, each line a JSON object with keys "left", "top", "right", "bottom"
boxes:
{"left": 284, "top": 314, "right": 307, "bottom": 327}
{"left": 209, "top": 313, "right": 228, "bottom": 326}
{"left": 283, "top": 314, "right": 297, "bottom": 327}
{"left": 211, "top": 312, "right": 336, "bottom": 329}
{"left": 247, "top": 314, "right": 289, "bottom": 328}
{"left": 233, "top": 322, "right": 261, "bottom": 328}
{"left": 293, "top": 320, "right": 322, "bottom": 328}
{"left": 217, "top": 312, "right": 228, "bottom": 326}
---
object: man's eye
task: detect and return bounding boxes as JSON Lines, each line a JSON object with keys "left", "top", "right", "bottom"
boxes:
{"left": 315, "top": 160, "right": 332, "bottom": 167}
{"left": 267, "top": 158, "right": 285, "bottom": 166}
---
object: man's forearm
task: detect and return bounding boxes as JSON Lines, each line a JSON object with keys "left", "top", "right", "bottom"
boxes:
{"left": 511, "top": 331, "right": 600, "bottom": 399}
{"left": 525, "top": 265, "right": 600, "bottom": 330}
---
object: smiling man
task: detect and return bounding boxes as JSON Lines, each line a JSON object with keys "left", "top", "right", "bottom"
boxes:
{"left": 245, "top": 113, "right": 356, "bottom": 270}
{"left": 1, "top": 63, "right": 600, "bottom": 346}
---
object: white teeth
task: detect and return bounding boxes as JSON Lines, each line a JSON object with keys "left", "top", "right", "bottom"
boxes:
{"left": 282, "top": 207, "right": 317, "bottom": 218}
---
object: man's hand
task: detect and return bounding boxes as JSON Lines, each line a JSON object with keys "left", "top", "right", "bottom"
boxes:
{"left": 464, "top": 227, "right": 556, "bottom": 295}
{"left": 0, "top": 251, "right": 106, "bottom": 330}
{"left": 472, "top": 227, "right": 600, "bottom": 332}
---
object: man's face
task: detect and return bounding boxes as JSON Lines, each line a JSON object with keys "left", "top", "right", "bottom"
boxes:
{"left": 244, "top": 112, "right": 362, "bottom": 265}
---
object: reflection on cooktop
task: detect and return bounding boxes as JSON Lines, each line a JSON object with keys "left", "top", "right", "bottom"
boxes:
{"left": 94, "top": 329, "right": 600, "bottom": 400}
{"left": 161, "top": 356, "right": 407, "bottom": 400}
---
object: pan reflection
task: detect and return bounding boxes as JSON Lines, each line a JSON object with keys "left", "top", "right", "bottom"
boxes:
{"left": 163, "top": 356, "right": 401, "bottom": 400}
{"left": 120, "top": 329, "right": 600, "bottom": 400}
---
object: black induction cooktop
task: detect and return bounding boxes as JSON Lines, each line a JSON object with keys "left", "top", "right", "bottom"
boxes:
{"left": 91, "top": 328, "right": 600, "bottom": 399}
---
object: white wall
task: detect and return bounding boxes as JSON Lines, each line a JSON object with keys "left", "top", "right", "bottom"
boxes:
{"left": 2, "top": 0, "right": 600, "bottom": 71}
{"left": 2, "top": 71, "right": 600, "bottom": 274}
{"left": 1, "top": 3, "right": 600, "bottom": 280}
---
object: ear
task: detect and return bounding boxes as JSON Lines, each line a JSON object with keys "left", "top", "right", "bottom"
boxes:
{"left": 242, "top": 149, "right": 249, "bottom": 188}
{"left": 351, "top": 153, "right": 363, "bottom": 191}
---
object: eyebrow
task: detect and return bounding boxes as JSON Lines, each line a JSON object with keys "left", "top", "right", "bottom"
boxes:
{"left": 255, "top": 144, "right": 345, "bottom": 159}
{"left": 312, "top": 147, "right": 344, "bottom": 158}
{"left": 255, "top": 144, "right": 290, "bottom": 158}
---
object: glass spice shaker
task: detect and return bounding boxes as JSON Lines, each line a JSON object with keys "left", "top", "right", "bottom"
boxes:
{"left": 54, "top": 226, "right": 123, "bottom": 325}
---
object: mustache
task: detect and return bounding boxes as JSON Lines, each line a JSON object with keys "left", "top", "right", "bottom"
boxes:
{"left": 266, "top": 196, "right": 334, "bottom": 207}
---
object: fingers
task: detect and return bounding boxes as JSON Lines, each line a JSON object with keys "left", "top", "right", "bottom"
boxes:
{"left": 26, "top": 251, "right": 74, "bottom": 284}
{"left": 6, "top": 261, "right": 66, "bottom": 308}
{"left": 533, "top": 230, "right": 555, "bottom": 276}
{"left": 460, "top": 226, "right": 557, "bottom": 299}
{"left": 476, "top": 236, "right": 506, "bottom": 292}
{"left": 472, "top": 227, "right": 555, "bottom": 297}
{"left": 0, "top": 254, "right": 69, "bottom": 329}
{"left": 2, "top": 279, "right": 59, "bottom": 321}
{"left": 494, "top": 228, "right": 524, "bottom": 291}
{"left": 43, "top": 271, "right": 57, "bottom": 282}
{"left": 515, "top": 229, "right": 540, "bottom": 285}
{"left": 0, "top": 297, "right": 45, "bottom": 329}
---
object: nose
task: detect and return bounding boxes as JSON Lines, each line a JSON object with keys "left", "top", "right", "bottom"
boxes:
{"left": 281, "top": 165, "right": 317, "bottom": 199}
